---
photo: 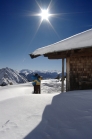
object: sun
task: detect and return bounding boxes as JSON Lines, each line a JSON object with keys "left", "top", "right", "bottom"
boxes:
{"left": 26, "top": 1, "right": 60, "bottom": 38}
{"left": 39, "top": 9, "right": 50, "bottom": 21}
{"left": 40, "top": 9, "right": 50, "bottom": 21}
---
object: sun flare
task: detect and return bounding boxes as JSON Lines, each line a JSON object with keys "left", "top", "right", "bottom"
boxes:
{"left": 39, "top": 9, "right": 50, "bottom": 21}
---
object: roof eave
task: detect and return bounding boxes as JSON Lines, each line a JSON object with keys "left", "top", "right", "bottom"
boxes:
{"left": 29, "top": 54, "right": 41, "bottom": 59}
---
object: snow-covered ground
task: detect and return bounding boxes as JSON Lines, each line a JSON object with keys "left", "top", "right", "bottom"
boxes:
{"left": 0, "top": 79, "right": 92, "bottom": 139}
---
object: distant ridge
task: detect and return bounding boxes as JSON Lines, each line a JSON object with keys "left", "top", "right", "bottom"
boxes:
{"left": 19, "top": 69, "right": 66, "bottom": 81}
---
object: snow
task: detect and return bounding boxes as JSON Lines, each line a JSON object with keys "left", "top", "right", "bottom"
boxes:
{"left": 31, "top": 28, "right": 92, "bottom": 57}
{"left": 0, "top": 79, "right": 92, "bottom": 139}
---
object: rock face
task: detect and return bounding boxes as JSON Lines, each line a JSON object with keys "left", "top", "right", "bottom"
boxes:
{"left": 0, "top": 67, "right": 28, "bottom": 86}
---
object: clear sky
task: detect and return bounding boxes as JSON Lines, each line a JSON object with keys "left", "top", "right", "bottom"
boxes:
{"left": 0, "top": 0, "right": 92, "bottom": 71}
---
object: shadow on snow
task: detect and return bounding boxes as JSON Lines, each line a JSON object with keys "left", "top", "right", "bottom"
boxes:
{"left": 24, "top": 90, "right": 92, "bottom": 139}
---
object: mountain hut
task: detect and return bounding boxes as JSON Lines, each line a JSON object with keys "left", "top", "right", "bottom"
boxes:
{"left": 30, "top": 29, "right": 92, "bottom": 92}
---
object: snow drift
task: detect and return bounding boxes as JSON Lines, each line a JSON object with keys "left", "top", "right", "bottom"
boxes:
{"left": 0, "top": 79, "right": 92, "bottom": 139}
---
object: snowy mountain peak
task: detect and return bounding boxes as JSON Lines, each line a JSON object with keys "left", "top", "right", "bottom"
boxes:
{"left": 0, "top": 67, "right": 28, "bottom": 86}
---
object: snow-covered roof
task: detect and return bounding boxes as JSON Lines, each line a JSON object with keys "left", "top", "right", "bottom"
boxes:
{"left": 30, "top": 28, "right": 92, "bottom": 58}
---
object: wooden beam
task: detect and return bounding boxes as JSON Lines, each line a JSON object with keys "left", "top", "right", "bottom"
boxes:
{"left": 44, "top": 47, "right": 92, "bottom": 59}
{"left": 61, "top": 58, "right": 64, "bottom": 92}
{"left": 48, "top": 55, "right": 66, "bottom": 59}
{"left": 66, "top": 57, "right": 70, "bottom": 91}
{"left": 44, "top": 51, "right": 69, "bottom": 57}
{"left": 70, "top": 51, "right": 92, "bottom": 57}
{"left": 44, "top": 52, "right": 67, "bottom": 59}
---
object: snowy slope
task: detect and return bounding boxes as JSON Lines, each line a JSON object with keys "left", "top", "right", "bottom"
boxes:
{"left": 0, "top": 79, "right": 92, "bottom": 139}
{"left": 0, "top": 67, "right": 28, "bottom": 86}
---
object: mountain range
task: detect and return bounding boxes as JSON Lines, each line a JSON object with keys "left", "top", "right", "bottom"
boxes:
{"left": 19, "top": 69, "right": 63, "bottom": 81}
{"left": 0, "top": 67, "right": 66, "bottom": 86}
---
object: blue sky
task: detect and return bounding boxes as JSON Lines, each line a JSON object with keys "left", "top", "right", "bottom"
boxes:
{"left": 0, "top": 0, "right": 92, "bottom": 71}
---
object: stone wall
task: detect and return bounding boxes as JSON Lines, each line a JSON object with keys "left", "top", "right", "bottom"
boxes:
{"left": 70, "top": 56, "right": 92, "bottom": 90}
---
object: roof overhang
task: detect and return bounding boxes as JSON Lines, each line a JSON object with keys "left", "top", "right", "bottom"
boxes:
{"left": 30, "top": 28, "right": 92, "bottom": 59}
